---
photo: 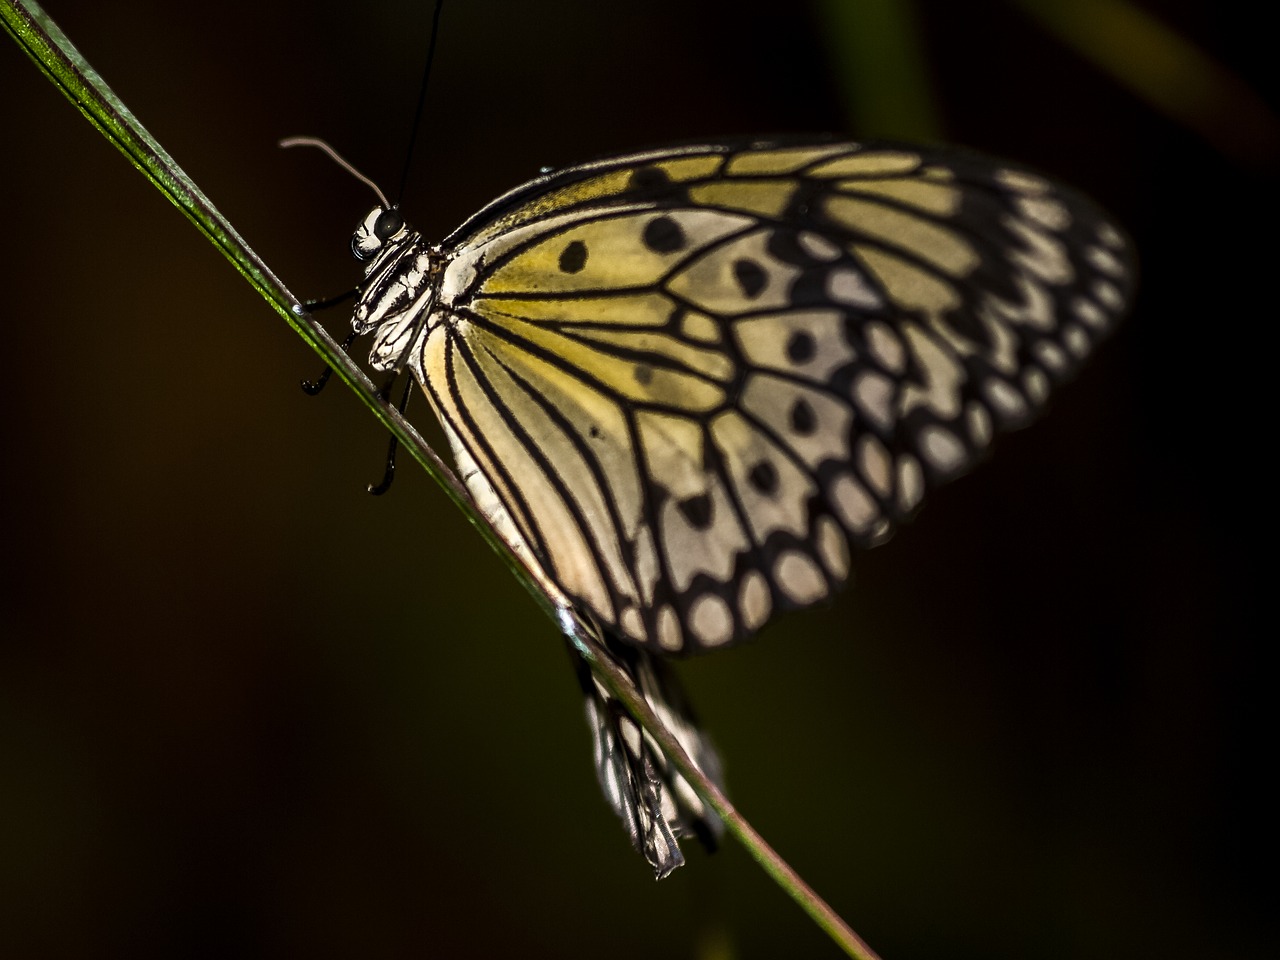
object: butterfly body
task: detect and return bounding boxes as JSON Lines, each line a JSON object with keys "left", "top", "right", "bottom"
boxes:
{"left": 348, "top": 140, "right": 1133, "bottom": 659}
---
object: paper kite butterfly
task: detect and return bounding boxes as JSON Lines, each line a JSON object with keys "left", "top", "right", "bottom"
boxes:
{"left": 316, "top": 139, "right": 1134, "bottom": 876}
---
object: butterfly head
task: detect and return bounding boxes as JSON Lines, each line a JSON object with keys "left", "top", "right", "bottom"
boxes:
{"left": 351, "top": 205, "right": 409, "bottom": 262}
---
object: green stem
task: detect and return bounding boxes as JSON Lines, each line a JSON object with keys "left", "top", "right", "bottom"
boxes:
{"left": 2, "top": 1, "right": 876, "bottom": 956}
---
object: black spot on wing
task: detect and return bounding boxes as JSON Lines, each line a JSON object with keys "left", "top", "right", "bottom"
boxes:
{"left": 790, "top": 399, "right": 817, "bottom": 435}
{"left": 628, "top": 165, "right": 672, "bottom": 196}
{"left": 677, "top": 493, "right": 714, "bottom": 530}
{"left": 747, "top": 461, "right": 779, "bottom": 495}
{"left": 559, "top": 240, "right": 587, "bottom": 273}
{"left": 786, "top": 331, "right": 816, "bottom": 363}
{"left": 733, "top": 259, "right": 767, "bottom": 298}
{"left": 643, "top": 215, "right": 686, "bottom": 253}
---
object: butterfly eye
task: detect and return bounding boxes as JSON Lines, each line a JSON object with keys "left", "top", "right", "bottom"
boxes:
{"left": 351, "top": 206, "right": 405, "bottom": 262}
{"left": 375, "top": 209, "right": 404, "bottom": 241}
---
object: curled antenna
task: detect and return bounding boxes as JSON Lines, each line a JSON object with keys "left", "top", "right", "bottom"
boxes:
{"left": 279, "top": 136, "right": 392, "bottom": 209}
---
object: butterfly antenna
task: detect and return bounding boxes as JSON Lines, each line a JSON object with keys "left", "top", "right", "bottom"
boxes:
{"left": 396, "top": 0, "right": 446, "bottom": 205}
{"left": 279, "top": 136, "right": 392, "bottom": 210}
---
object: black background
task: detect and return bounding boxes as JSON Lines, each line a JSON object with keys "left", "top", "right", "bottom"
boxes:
{"left": 1, "top": 1, "right": 1271, "bottom": 958}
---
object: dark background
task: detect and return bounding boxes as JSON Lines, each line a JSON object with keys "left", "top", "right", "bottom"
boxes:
{"left": 1, "top": 1, "right": 1271, "bottom": 957}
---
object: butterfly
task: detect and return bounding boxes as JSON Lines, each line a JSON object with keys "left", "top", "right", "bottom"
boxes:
{"left": 327, "top": 139, "right": 1134, "bottom": 876}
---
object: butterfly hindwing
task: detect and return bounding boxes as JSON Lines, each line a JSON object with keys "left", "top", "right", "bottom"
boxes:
{"left": 367, "top": 141, "right": 1133, "bottom": 655}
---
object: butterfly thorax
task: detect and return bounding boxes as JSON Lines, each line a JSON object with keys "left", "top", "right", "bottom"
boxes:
{"left": 349, "top": 205, "right": 448, "bottom": 372}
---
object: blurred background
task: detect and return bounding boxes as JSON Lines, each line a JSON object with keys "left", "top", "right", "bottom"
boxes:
{"left": 1, "top": 1, "right": 1272, "bottom": 957}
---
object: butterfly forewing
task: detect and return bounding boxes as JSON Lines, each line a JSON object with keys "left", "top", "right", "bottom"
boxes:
{"left": 361, "top": 141, "right": 1134, "bottom": 656}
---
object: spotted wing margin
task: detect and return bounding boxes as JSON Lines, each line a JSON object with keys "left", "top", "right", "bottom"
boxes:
{"left": 420, "top": 141, "right": 1135, "bottom": 655}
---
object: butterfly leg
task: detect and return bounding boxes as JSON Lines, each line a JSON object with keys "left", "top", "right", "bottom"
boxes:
{"left": 367, "top": 376, "right": 414, "bottom": 496}
{"left": 299, "top": 289, "right": 360, "bottom": 395}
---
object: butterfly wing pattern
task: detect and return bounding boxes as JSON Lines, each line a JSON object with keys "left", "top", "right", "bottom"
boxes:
{"left": 345, "top": 141, "right": 1135, "bottom": 875}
